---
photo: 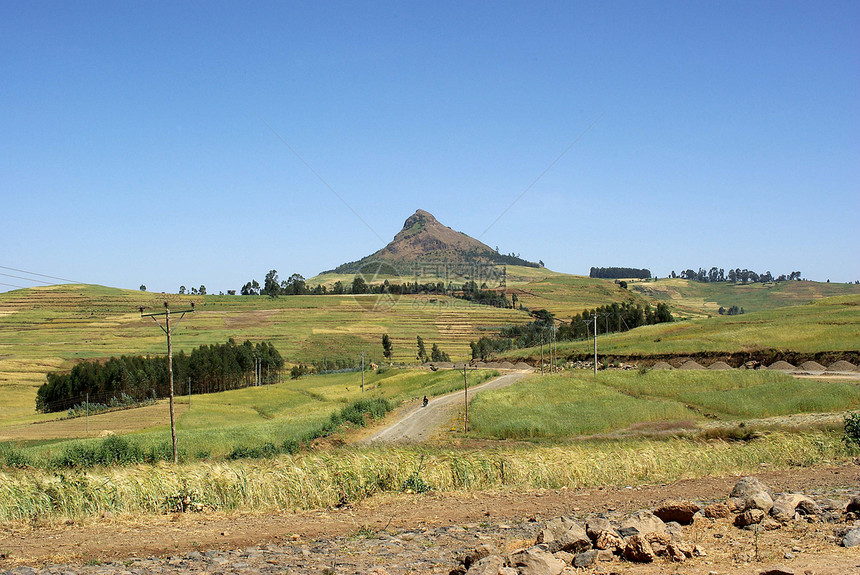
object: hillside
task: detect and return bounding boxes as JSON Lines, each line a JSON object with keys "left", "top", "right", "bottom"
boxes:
{"left": 325, "top": 209, "right": 540, "bottom": 274}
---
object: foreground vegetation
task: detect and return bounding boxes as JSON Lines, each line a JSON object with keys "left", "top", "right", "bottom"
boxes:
{"left": 0, "top": 431, "right": 849, "bottom": 522}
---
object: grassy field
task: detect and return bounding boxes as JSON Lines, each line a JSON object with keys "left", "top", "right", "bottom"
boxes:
{"left": 468, "top": 370, "right": 860, "bottom": 440}
{"left": 2, "top": 368, "right": 498, "bottom": 465}
{"left": 0, "top": 284, "right": 524, "bottom": 423}
{"left": 627, "top": 277, "right": 860, "bottom": 318}
{"left": 503, "top": 294, "right": 860, "bottom": 361}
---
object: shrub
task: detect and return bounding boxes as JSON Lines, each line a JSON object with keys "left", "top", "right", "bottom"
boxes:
{"left": 844, "top": 411, "right": 860, "bottom": 448}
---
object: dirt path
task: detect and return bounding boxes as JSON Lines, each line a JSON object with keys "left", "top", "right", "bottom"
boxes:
{"left": 362, "top": 371, "right": 529, "bottom": 444}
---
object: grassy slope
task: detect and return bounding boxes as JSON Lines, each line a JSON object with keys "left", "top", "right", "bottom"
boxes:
{"left": 627, "top": 277, "right": 860, "bottom": 318}
{"left": 469, "top": 370, "right": 860, "bottom": 439}
{"left": 9, "top": 368, "right": 499, "bottom": 462}
{"left": 503, "top": 294, "right": 860, "bottom": 360}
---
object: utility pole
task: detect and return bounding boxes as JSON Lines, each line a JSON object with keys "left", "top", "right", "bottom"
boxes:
{"left": 361, "top": 352, "right": 365, "bottom": 393}
{"left": 593, "top": 314, "right": 598, "bottom": 375}
{"left": 540, "top": 333, "right": 544, "bottom": 375}
{"left": 188, "top": 377, "right": 191, "bottom": 410}
{"left": 141, "top": 301, "right": 194, "bottom": 464}
{"left": 463, "top": 363, "right": 468, "bottom": 433}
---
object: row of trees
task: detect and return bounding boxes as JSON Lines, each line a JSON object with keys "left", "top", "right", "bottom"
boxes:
{"left": 589, "top": 267, "right": 652, "bottom": 279}
{"left": 469, "top": 302, "right": 673, "bottom": 360}
{"left": 670, "top": 268, "right": 802, "bottom": 284}
{"left": 381, "top": 334, "right": 451, "bottom": 363}
{"left": 36, "top": 339, "right": 283, "bottom": 413}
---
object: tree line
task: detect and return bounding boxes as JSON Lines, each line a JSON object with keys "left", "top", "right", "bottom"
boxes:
{"left": 36, "top": 339, "right": 284, "bottom": 413}
{"left": 469, "top": 302, "right": 673, "bottom": 360}
{"left": 589, "top": 267, "right": 652, "bottom": 279}
{"left": 670, "top": 268, "right": 802, "bottom": 283}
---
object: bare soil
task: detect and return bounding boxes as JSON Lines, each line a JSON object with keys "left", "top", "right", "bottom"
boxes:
{"left": 1, "top": 464, "right": 858, "bottom": 573}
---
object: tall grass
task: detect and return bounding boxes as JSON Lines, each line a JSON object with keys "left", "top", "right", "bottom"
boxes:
{"left": 0, "top": 432, "right": 846, "bottom": 522}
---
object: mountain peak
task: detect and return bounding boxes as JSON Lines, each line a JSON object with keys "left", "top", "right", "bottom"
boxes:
{"left": 328, "top": 210, "right": 539, "bottom": 274}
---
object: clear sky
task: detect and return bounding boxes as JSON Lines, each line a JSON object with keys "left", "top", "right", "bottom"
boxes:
{"left": 2, "top": 1, "right": 858, "bottom": 293}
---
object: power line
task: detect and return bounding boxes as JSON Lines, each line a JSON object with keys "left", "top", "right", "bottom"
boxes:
{"left": 0, "top": 272, "right": 55, "bottom": 285}
{"left": 0, "top": 265, "right": 81, "bottom": 284}
{"left": 0, "top": 281, "right": 27, "bottom": 289}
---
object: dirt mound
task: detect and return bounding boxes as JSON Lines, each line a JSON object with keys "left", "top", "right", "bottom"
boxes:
{"left": 514, "top": 362, "right": 532, "bottom": 370}
{"left": 707, "top": 361, "right": 733, "bottom": 370}
{"left": 485, "top": 362, "right": 501, "bottom": 369}
{"left": 679, "top": 360, "right": 705, "bottom": 370}
{"left": 651, "top": 361, "right": 673, "bottom": 370}
{"left": 499, "top": 361, "right": 516, "bottom": 369}
{"left": 829, "top": 360, "right": 858, "bottom": 372}
{"left": 768, "top": 360, "right": 796, "bottom": 370}
{"left": 799, "top": 360, "right": 826, "bottom": 372}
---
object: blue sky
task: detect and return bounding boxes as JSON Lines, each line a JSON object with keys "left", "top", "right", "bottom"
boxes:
{"left": 2, "top": 1, "right": 858, "bottom": 293}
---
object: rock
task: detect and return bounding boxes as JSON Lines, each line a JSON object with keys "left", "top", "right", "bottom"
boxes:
{"left": 535, "top": 517, "right": 590, "bottom": 553}
{"left": 771, "top": 494, "right": 817, "bottom": 522}
{"left": 665, "top": 521, "right": 684, "bottom": 540}
{"left": 623, "top": 534, "right": 655, "bottom": 563}
{"left": 646, "top": 531, "right": 672, "bottom": 556}
{"left": 847, "top": 495, "right": 860, "bottom": 513}
{"left": 653, "top": 500, "right": 701, "bottom": 525}
{"left": 758, "top": 566, "right": 794, "bottom": 575}
{"left": 596, "top": 549, "right": 615, "bottom": 562}
{"left": 704, "top": 502, "right": 731, "bottom": 519}
{"left": 844, "top": 527, "right": 860, "bottom": 548}
{"left": 510, "top": 546, "right": 566, "bottom": 575}
{"left": 734, "top": 508, "right": 765, "bottom": 527}
{"left": 586, "top": 517, "right": 614, "bottom": 540}
{"left": 466, "top": 554, "right": 506, "bottom": 575}
{"left": 727, "top": 497, "right": 746, "bottom": 512}
{"left": 796, "top": 498, "right": 821, "bottom": 516}
{"left": 572, "top": 549, "right": 598, "bottom": 568}
{"left": 553, "top": 550, "right": 573, "bottom": 565}
{"left": 593, "top": 530, "right": 625, "bottom": 552}
{"left": 461, "top": 543, "right": 496, "bottom": 568}
{"left": 619, "top": 510, "right": 666, "bottom": 536}
{"left": 745, "top": 491, "right": 774, "bottom": 514}
{"left": 731, "top": 476, "right": 770, "bottom": 500}
{"left": 666, "top": 540, "right": 693, "bottom": 562}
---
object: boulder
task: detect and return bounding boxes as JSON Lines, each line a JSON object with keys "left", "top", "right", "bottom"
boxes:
{"left": 467, "top": 554, "right": 506, "bottom": 575}
{"left": 846, "top": 495, "right": 860, "bottom": 513}
{"left": 593, "top": 530, "right": 625, "bottom": 552}
{"left": 734, "top": 508, "right": 765, "bottom": 527}
{"left": 461, "top": 543, "right": 497, "bottom": 569}
{"left": 536, "top": 517, "right": 590, "bottom": 553}
{"left": 623, "top": 534, "right": 655, "bottom": 563}
{"left": 645, "top": 531, "right": 672, "bottom": 556}
{"left": 844, "top": 527, "right": 860, "bottom": 548}
{"left": 745, "top": 491, "right": 774, "bottom": 514}
{"left": 771, "top": 494, "right": 817, "bottom": 522}
{"left": 666, "top": 540, "right": 693, "bottom": 562}
{"left": 510, "top": 546, "right": 565, "bottom": 575}
{"left": 572, "top": 550, "right": 598, "bottom": 568}
{"left": 703, "top": 502, "right": 731, "bottom": 519}
{"left": 653, "top": 500, "right": 701, "bottom": 525}
{"left": 586, "top": 517, "right": 615, "bottom": 540}
{"left": 619, "top": 510, "right": 666, "bottom": 536}
{"left": 730, "top": 476, "right": 770, "bottom": 500}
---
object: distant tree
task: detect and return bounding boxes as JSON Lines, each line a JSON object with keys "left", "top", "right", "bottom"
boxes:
{"left": 382, "top": 334, "right": 393, "bottom": 361}
{"left": 191, "top": 287, "right": 199, "bottom": 295}
{"left": 416, "top": 336, "right": 427, "bottom": 363}
{"left": 263, "top": 270, "right": 280, "bottom": 297}
{"left": 352, "top": 276, "right": 368, "bottom": 294}
{"left": 290, "top": 364, "right": 308, "bottom": 380}
{"left": 179, "top": 286, "right": 186, "bottom": 295}
{"left": 241, "top": 280, "right": 261, "bottom": 295}
{"left": 198, "top": 285, "right": 206, "bottom": 295}
{"left": 139, "top": 285, "right": 146, "bottom": 291}
{"left": 430, "top": 343, "right": 450, "bottom": 362}
{"left": 285, "top": 273, "right": 307, "bottom": 295}
{"left": 718, "top": 306, "right": 726, "bottom": 315}
{"left": 332, "top": 281, "right": 344, "bottom": 295}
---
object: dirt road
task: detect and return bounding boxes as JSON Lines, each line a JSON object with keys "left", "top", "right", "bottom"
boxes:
{"left": 362, "top": 370, "right": 530, "bottom": 444}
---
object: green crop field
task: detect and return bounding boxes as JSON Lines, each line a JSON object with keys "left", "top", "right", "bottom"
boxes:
{"left": 503, "top": 294, "right": 860, "bottom": 361}
{"left": 468, "top": 370, "right": 860, "bottom": 440}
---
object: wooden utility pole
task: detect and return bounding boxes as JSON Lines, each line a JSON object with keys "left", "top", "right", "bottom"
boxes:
{"left": 592, "top": 315, "right": 597, "bottom": 373}
{"left": 540, "top": 334, "right": 544, "bottom": 375}
{"left": 463, "top": 363, "right": 468, "bottom": 432}
{"left": 141, "top": 301, "right": 194, "bottom": 464}
{"left": 361, "top": 352, "right": 365, "bottom": 393}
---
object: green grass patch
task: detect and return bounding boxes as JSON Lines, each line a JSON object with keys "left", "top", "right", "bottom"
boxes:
{"left": 468, "top": 375, "right": 695, "bottom": 438}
